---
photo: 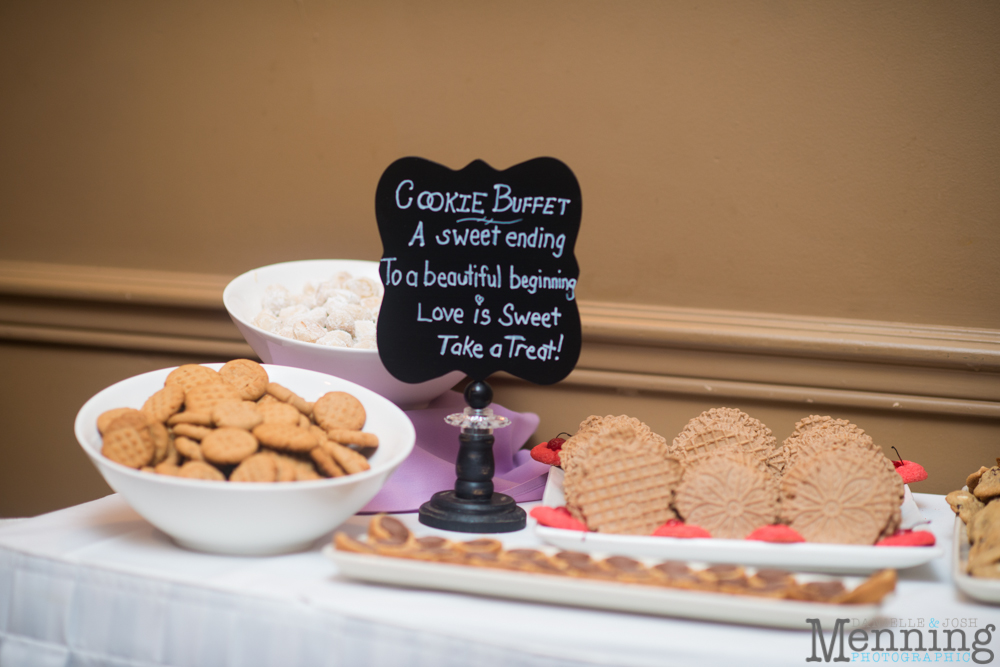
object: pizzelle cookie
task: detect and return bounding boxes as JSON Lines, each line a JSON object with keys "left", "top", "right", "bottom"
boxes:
{"left": 782, "top": 415, "right": 879, "bottom": 469}
{"left": 670, "top": 408, "right": 782, "bottom": 478}
{"left": 313, "top": 391, "right": 366, "bottom": 432}
{"left": 563, "top": 426, "right": 683, "bottom": 535}
{"left": 780, "top": 445, "right": 901, "bottom": 544}
{"left": 219, "top": 359, "right": 269, "bottom": 401}
{"left": 559, "top": 414, "right": 667, "bottom": 473}
{"left": 674, "top": 450, "right": 780, "bottom": 539}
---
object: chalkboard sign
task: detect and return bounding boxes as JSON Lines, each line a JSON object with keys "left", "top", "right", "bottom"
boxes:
{"left": 375, "top": 157, "right": 582, "bottom": 386}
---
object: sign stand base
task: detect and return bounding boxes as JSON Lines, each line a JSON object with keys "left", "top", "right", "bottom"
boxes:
{"left": 418, "top": 489, "right": 525, "bottom": 533}
{"left": 417, "top": 380, "right": 527, "bottom": 534}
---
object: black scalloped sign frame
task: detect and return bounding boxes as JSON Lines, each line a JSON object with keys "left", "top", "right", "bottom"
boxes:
{"left": 375, "top": 157, "right": 582, "bottom": 385}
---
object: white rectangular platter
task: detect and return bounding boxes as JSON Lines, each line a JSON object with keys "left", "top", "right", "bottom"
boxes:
{"left": 952, "top": 516, "right": 1000, "bottom": 605}
{"left": 536, "top": 468, "right": 943, "bottom": 575}
{"left": 324, "top": 545, "right": 881, "bottom": 630}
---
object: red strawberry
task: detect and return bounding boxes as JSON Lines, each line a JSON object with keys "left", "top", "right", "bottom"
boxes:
{"left": 652, "top": 519, "right": 712, "bottom": 539}
{"left": 746, "top": 524, "right": 806, "bottom": 543}
{"left": 876, "top": 529, "right": 936, "bottom": 547}
{"left": 529, "top": 506, "right": 589, "bottom": 531}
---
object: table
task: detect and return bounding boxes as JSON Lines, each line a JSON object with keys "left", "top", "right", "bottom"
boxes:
{"left": 0, "top": 493, "right": 997, "bottom": 667}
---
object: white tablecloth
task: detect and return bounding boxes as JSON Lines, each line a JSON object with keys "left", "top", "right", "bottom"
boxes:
{"left": 0, "top": 494, "right": 997, "bottom": 667}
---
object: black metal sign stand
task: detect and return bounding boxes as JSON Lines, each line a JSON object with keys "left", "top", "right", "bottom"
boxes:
{"left": 417, "top": 380, "right": 526, "bottom": 533}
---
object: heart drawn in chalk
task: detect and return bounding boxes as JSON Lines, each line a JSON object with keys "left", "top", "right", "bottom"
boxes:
{"left": 475, "top": 294, "right": 485, "bottom": 306}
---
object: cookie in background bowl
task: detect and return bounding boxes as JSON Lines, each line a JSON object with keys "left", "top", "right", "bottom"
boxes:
{"left": 223, "top": 259, "right": 465, "bottom": 409}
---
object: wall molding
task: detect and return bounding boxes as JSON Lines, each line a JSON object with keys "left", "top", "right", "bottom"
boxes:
{"left": 2, "top": 260, "right": 998, "bottom": 417}
{"left": 579, "top": 302, "right": 1000, "bottom": 372}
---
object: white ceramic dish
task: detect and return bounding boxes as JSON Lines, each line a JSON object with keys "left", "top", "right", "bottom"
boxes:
{"left": 323, "top": 545, "right": 882, "bottom": 629}
{"left": 535, "top": 468, "right": 943, "bottom": 574}
{"left": 223, "top": 259, "right": 465, "bottom": 409}
{"left": 952, "top": 516, "right": 1000, "bottom": 605}
{"left": 74, "top": 363, "right": 416, "bottom": 556}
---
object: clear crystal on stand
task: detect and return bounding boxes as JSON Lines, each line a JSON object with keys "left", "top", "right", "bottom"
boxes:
{"left": 445, "top": 406, "right": 511, "bottom": 433}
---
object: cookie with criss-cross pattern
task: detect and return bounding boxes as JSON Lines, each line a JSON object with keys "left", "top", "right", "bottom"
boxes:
{"left": 164, "top": 364, "right": 220, "bottom": 393}
{"left": 219, "top": 359, "right": 269, "bottom": 401}
{"left": 101, "top": 425, "right": 155, "bottom": 468}
{"left": 141, "top": 384, "right": 185, "bottom": 423}
{"left": 313, "top": 391, "right": 366, "bottom": 432}
{"left": 201, "top": 427, "right": 259, "bottom": 465}
{"left": 230, "top": 452, "right": 279, "bottom": 482}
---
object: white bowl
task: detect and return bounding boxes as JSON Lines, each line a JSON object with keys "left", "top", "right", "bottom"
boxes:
{"left": 74, "top": 363, "right": 416, "bottom": 556}
{"left": 223, "top": 259, "right": 465, "bottom": 409}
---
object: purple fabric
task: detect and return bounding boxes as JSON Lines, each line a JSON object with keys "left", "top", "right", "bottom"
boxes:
{"left": 360, "top": 391, "right": 550, "bottom": 514}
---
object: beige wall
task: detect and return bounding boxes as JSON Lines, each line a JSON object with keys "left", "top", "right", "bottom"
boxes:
{"left": 2, "top": 1, "right": 998, "bottom": 326}
{"left": 1, "top": 2, "right": 999, "bottom": 516}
